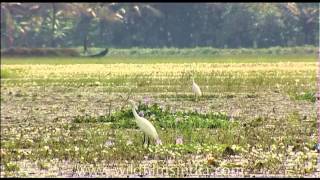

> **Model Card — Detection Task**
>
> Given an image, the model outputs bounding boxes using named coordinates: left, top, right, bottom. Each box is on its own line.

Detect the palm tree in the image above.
left=72, top=3, right=162, bottom=53
left=1, top=3, right=80, bottom=48
left=72, top=3, right=124, bottom=53
left=1, top=3, right=163, bottom=49
left=1, top=3, right=28, bottom=48
left=282, top=3, right=319, bottom=45
left=24, top=3, right=82, bottom=47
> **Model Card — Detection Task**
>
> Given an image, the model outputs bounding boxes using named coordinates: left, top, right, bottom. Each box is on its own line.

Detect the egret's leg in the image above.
left=143, top=133, right=146, bottom=145
left=144, top=136, right=149, bottom=148
left=147, top=137, right=150, bottom=148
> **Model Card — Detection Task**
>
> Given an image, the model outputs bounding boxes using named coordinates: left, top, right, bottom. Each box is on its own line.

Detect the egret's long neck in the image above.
left=132, top=107, right=140, bottom=119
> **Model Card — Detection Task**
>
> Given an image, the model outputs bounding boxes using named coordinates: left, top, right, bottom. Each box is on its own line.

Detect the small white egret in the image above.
left=128, top=100, right=161, bottom=147
left=192, top=77, right=202, bottom=101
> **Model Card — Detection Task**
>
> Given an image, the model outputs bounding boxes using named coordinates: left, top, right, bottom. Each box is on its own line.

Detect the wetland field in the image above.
left=0, top=50, right=319, bottom=177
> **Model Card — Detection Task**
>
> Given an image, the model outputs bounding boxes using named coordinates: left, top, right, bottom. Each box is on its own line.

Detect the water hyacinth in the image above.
left=171, top=107, right=177, bottom=114
left=175, top=117, right=182, bottom=123
left=126, top=140, right=133, bottom=146
left=74, top=146, right=79, bottom=152
left=94, top=81, right=101, bottom=86
left=0, top=149, right=6, bottom=156
left=143, top=96, right=151, bottom=105
left=104, top=140, right=114, bottom=147
left=195, top=107, right=201, bottom=114
left=156, top=139, right=163, bottom=145
left=43, top=146, right=50, bottom=151
left=138, top=111, right=144, bottom=117
left=176, top=136, right=183, bottom=145
left=150, top=114, right=156, bottom=120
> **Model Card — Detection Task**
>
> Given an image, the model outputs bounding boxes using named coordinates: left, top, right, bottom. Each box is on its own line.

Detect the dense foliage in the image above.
left=1, top=3, right=319, bottom=49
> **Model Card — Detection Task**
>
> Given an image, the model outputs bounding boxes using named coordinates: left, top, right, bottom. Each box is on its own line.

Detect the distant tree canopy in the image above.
left=1, top=3, right=319, bottom=49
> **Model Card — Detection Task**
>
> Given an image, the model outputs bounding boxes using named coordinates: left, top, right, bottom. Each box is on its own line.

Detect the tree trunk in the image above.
left=99, top=20, right=104, bottom=46
left=78, top=14, right=92, bottom=54
left=83, top=34, right=88, bottom=54
left=51, top=3, right=56, bottom=47
left=6, top=27, right=14, bottom=48
left=4, top=10, right=14, bottom=48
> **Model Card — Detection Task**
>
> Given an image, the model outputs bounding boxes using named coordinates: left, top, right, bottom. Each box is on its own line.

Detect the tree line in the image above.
left=1, top=3, right=319, bottom=49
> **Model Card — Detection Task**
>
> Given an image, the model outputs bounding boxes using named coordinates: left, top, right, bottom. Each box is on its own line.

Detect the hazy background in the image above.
left=1, top=3, right=319, bottom=49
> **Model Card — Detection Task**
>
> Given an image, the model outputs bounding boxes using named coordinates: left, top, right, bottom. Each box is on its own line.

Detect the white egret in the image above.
left=128, top=100, right=161, bottom=147
left=192, top=77, right=202, bottom=100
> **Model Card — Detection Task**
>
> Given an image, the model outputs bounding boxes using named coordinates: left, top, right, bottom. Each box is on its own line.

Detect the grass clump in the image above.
left=0, top=69, right=22, bottom=79
left=294, top=91, right=316, bottom=103
left=73, top=102, right=230, bottom=129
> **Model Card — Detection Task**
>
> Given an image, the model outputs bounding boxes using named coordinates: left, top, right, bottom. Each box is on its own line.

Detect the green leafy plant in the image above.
left=73, top=102, right=230, bottom=129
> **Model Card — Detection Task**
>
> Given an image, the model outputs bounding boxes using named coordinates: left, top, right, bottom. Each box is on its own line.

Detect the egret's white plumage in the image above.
left=129, top=100, right=160, bottom=144
left=192, top=77, right=202, bottom=97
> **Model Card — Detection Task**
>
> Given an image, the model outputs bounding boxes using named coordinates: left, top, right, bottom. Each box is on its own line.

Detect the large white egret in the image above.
left=128, top=100, right=161, bottom=147
left=192, top=77, right=202, bottom=100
